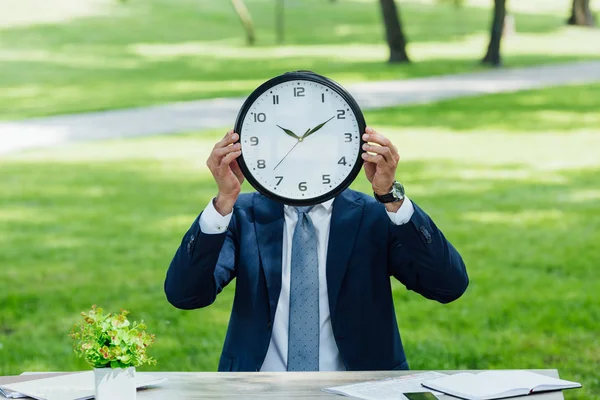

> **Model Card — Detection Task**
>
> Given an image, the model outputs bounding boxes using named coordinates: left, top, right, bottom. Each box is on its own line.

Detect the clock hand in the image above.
left=276, top=124, right=301, bottom=140
left=301, top=116, right=335, bottom=140
left=273, top=128, right=310, bottom=170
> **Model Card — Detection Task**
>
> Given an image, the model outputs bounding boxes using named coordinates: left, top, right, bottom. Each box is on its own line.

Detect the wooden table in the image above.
left=129, top=370, right=565, bottom=399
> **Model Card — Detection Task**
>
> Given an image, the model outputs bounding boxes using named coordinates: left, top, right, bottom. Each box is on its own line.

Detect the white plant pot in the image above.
left=94, top=366, right=136, bottom=400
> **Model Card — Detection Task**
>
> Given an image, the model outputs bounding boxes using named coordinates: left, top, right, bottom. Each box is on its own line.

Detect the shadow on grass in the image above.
left=367, top=82, right=600, bottom=132
left=4, top=53, right=600, bottom=120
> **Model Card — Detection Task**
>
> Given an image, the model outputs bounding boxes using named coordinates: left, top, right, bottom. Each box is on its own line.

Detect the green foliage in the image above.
left=69, top=306, right=156, bottom=369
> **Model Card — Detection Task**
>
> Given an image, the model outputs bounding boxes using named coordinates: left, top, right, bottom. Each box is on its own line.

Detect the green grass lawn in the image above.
left=1, top=82, right=599, bottom=399
left=1, top=0, right=600, bottom=119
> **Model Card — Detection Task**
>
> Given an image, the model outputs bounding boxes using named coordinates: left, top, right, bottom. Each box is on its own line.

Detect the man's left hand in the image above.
left=361, top=127, right=403, bottom=212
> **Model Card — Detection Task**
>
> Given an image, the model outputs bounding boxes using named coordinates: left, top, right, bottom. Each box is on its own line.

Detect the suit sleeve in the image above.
left=387, top=202, right=469, bottom=304
left=164, top=210, right=237, bottom=310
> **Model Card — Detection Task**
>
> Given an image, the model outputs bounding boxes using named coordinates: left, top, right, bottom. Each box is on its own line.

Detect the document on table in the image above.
left=0, top=372, right=166, bottom=400
left=323, top=371, right=446, bottom=400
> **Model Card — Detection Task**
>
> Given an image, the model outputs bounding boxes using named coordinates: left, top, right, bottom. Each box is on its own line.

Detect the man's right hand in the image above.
left=206, top=130, right=244, bottom=216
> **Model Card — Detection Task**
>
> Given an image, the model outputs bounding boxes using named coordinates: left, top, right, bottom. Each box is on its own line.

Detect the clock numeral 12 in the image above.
left=294, top=87, right=305, bottom=97
left=322, top=175, right=331, bottom=184
left=253, top=112, right=267, bottom=123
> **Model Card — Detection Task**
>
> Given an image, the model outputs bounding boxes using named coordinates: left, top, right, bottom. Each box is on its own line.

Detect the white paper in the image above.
left=323, top=371, right=446, bottom=400
left=0, top=372, right=166, bottom=400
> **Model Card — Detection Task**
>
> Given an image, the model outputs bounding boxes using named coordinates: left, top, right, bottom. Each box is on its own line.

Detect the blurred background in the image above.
left=0, top=0, right=599, bottom=399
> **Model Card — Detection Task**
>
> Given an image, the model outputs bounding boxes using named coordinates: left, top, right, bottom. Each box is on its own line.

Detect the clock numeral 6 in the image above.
left=253, top=112, right=267, bottom=123
left=257, top=159, right=266, bottom=169
left=294, top=87, right=305, bottom=97
left=322, top=175, right=331, bottom=184
left=298, top=182, right=307, bottom=191
left=337, top=109, right=346, bottom=119
left=250, top=136, right=259, bottom=146
left=275, top=176, right=283, bottom=186
left=344, top=133, right=352, bottom=142
left=338, top=156, right=347, bottom=166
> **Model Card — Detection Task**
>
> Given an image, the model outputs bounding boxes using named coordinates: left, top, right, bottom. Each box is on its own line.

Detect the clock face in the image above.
left=235, top=72, right=365, bottom=206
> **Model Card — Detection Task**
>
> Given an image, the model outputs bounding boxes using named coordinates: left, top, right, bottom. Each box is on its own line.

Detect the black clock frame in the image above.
left=234, top=71, right=367, bottom=206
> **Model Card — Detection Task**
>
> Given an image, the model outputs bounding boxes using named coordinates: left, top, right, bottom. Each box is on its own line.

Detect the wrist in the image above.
left=374, top=181, right=405, bottom=205
left=384, top=199, right=404, bottom=213
left=374, top=184, right=393, bottom=196
left=214, top=193, right=237, bottom=216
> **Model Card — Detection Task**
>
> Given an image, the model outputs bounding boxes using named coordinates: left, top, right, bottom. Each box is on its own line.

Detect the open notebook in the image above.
left=0, top=372, right=166, bottom=400
left=421, top=370, right=581, bottom=400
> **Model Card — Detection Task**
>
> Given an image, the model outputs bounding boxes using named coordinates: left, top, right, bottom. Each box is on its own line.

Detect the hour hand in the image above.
left=276, top=125, right=300, bottom=140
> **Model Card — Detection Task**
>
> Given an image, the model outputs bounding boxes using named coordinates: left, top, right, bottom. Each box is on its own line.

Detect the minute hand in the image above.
left=302, top=116, right=335, bottom=139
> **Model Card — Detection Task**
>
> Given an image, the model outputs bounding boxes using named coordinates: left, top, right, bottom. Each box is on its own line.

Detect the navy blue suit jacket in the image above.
left=165, top=189, right=468, bottom=371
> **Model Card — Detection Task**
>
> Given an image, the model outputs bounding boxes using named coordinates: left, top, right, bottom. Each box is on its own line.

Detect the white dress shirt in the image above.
left=199, top=195, right=415, bottom=371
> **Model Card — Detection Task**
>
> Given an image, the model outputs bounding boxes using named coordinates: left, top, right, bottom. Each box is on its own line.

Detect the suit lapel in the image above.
left=253, top=194, right=285, bottom=323
left=326, top=190, right=364, bottom=316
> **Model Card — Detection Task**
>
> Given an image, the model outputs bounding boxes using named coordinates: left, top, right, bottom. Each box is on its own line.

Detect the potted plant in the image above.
left=70, top=305, right=156, bottom=400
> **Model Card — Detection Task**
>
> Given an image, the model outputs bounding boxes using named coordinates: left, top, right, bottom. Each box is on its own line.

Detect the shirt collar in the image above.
left=284, top=198, right=335, bottom=213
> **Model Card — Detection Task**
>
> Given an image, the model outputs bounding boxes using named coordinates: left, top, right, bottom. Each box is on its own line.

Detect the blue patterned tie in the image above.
left=287, top=206, right=320, bottom=371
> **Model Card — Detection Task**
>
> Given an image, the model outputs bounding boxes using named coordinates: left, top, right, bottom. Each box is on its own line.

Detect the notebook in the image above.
left=421, top=370, right=581, bottom=400
left=0, top=372, right=166, bottom=400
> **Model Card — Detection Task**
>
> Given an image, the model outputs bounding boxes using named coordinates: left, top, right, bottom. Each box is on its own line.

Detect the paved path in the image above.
left=2, top=61, right=600, bottom=155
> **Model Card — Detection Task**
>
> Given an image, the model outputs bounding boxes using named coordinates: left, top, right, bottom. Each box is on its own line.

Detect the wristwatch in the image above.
left=374, top=181, right=405, bottom=203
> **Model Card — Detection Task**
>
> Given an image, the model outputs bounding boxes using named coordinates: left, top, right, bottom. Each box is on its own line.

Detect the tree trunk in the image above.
left=276, top=0, right=284, bottom=43
left=378, top=0, right=410, bottom=63
left=567, top=0, right=596, bottom=27
left=231, top=0, right=255, bottom=45
left=482, top=0, right=506, bottom=67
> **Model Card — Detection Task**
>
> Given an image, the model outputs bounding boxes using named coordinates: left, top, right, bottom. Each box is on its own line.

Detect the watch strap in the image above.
left=374, top=191, right=398, bottom=203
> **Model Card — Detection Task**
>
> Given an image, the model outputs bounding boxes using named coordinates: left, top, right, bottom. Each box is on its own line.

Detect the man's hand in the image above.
left=361, top=127, right=403, bottom=212
left=206, top=130, right=244, bottom=216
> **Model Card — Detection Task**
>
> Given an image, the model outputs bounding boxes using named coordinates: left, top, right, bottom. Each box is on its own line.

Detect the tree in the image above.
left=482, top=0, right=506, bottom=67
left=231, top=0, right=256, bottom=45
left=378, top=0, right=410, bottom=63
left=276, top=0, right=284, bottom=43
left=567, top=0, right=596, bottom=27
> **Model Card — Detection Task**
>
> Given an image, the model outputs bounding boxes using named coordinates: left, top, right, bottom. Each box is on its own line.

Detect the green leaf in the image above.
left=70, top=306, right=156, bottom=369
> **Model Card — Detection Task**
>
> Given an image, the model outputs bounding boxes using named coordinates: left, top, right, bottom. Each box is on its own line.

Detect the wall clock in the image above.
left=234, top=71, right=366, bottom=206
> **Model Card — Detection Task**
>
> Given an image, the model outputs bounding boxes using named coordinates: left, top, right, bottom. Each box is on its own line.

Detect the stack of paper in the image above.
left=0, top=372, right=166, bottom=400
left=323, top=371, right=446, bottom=400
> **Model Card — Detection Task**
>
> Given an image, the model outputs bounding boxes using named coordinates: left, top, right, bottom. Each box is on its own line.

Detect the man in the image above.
left=165, top=127, right=468, bottom=372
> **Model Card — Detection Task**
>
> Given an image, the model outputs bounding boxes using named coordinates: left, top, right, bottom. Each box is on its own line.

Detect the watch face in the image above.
left=235, top=72, right=366, bottom=206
